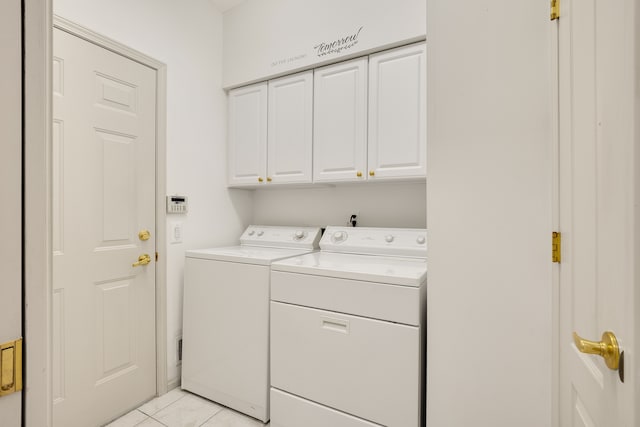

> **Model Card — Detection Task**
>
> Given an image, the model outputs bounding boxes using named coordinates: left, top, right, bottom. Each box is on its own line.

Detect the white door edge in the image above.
left=550, top=16, right=561, bottom=427
left=24, top=12, right=169, bottom=427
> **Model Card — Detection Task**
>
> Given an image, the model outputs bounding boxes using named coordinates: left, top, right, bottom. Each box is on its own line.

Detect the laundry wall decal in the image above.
left=314, top=26, right=364, bottom=57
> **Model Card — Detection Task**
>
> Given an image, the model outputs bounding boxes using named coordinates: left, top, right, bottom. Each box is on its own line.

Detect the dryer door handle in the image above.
left=321, top=317, right=350, bottom=334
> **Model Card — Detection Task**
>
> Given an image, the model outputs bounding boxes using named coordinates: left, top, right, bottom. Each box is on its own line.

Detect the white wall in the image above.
left=426, top=1, right=553, bottom=426
left=225, top=0, right=427, bottom=230
left=53, top=0, right=254, bottom=386
left=253, top=182, right=426, bottom=228
left=222, top=0, right=426, bottom=88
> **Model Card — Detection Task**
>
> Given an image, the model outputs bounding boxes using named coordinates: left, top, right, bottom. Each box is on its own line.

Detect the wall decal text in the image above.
left=314, top=26, right=363, bottom=57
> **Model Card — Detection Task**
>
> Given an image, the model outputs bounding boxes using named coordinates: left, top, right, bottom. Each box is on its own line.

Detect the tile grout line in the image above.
left=196, top=405, right=225, bottom=426
left=146, top=416, right=169, bottom=427
left=130, top=410, right=166, bottom=427
left=140, top=393, right=188, bottom=418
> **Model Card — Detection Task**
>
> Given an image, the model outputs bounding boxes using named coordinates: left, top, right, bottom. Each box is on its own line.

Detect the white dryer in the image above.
left=181, top=225, right=322, bottom=422
left=269, top=226, right=427, bottom=427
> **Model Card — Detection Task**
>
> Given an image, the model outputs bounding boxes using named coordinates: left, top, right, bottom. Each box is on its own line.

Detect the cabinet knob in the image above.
left=258, top=177, right=264, bottom=183
left=369, top=170, right=375, bottom=177
left=356, top=171, right=362, bottom=177
left=267, top=177, right=272, bottom=182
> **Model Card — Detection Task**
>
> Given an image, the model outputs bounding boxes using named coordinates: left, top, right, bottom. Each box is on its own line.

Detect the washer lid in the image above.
left=271, top=251, right=427, bottom=287
left=185, top=246, right=317, bottom=265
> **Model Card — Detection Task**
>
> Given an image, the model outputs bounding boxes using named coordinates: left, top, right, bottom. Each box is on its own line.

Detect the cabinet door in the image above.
left=228, top=83, right=268, bottom=186
left=313, top=58, right=368, bottom=183
left=368, top=43, right=426, bottom=179
left=268, top=71, right=313, bottom=184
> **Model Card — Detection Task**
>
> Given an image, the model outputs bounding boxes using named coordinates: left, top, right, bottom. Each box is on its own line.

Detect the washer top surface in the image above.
left=271, top=226, right=427, bottom=286
left=186, top=245, right=319, bottom=265
left=185, top=225, right=322, bottom=265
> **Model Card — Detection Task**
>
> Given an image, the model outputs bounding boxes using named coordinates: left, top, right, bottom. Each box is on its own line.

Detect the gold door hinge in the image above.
left=550, top=0, right=560, bottom=20
left=0, top=338, right=22, bottom=397
left=552, top=232, right=562, bottom=263
left=155, top=251, right=159, bottom=262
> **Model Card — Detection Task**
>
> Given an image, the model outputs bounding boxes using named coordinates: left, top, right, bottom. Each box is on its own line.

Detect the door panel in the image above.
left=271, top=302, right=420, bottom=427
left=368, top=43, right=426, bottom=179
left=313, top=58, right=368, bottom=182
left=558, top=0, right=636, bottom=425
left=267, top=71, right=313, bottom=184
left=53, top=28, right=157, bottom=427
left=227, top=83, right=268, bottom=186
left=271, top=389, right=382, bottom=427
left=0, top=0, right=22, bottom=425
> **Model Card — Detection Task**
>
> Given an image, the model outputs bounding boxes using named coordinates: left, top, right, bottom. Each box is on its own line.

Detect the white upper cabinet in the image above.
left=313, top=58, right=368, bottom=183
left=267, top=71, right=313, bottom=184
left=368, top=43, right=426, bottom=179
left=227, top=83, right=268, bottom=186
left=227, top=42, right=426, bottom=188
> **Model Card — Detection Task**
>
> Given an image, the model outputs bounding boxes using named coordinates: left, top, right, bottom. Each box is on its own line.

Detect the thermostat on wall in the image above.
left=166, top=195, right=188, bottom=214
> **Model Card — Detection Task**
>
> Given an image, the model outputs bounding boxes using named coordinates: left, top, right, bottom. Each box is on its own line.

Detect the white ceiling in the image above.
left=209, top=0, right=246, bottom=13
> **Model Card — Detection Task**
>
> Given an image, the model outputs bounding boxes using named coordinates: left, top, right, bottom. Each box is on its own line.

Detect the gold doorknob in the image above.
left=573, top=331, right=620, bottom=370
left=132, top=254, right=151, bottom=267
left=267, top=177, right=272, bottom=182
left=356, top=171, right=362, bottom=177
left=258, top=177, right=264, bottom=183
left=369, top=170, right=375, bottom=177
left=138, top=229, right=151, bottom=241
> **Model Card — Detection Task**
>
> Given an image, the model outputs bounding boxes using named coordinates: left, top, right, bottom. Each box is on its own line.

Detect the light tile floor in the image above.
left=105, top=388, right=270, bottom=427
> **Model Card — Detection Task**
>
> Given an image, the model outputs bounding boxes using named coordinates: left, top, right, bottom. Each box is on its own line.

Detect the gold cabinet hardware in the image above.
left=552, top=232, right=561, bottom=263
left=0, top=338, right=22, bottom=397
left=550, top=0, right=560, bottom=20
left=369, top=170, right=375, bottom=177
left=258, top=177, right=264, bottom=183
left=267, top=177, right=272, bottom=182
left=138, top=229, right=151, bottom=241
left=356, top=171, right=362, bottom=177
left=573, top=331, right=620, bottom=370
left=132, top=254, right=151, bottom=267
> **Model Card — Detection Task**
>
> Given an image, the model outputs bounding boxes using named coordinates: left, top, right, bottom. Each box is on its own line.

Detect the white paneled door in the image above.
left=0, top=0, right=22, bottom=425
left=558, top=0, right=636, bottom=425
left=53, top=28, right=157, bottom=427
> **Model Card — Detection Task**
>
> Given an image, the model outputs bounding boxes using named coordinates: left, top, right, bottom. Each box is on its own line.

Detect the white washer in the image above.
left=181, top=225, right=322, bottom=422
left=269, top=226, right=427, bottom=427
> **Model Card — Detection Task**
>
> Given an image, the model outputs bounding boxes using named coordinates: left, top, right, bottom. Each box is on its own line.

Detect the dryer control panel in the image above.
left=320, top=226, right=427, bottom=258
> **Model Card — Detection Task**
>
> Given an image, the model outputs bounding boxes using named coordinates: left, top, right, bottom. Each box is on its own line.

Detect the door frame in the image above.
left=24, top=11, right=169, bottom=426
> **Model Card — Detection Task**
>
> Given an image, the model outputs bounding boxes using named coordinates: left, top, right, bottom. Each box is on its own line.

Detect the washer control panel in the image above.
left=320, top=226, right=427, bottom=258
left=240, top=225, right=322, bottom=249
